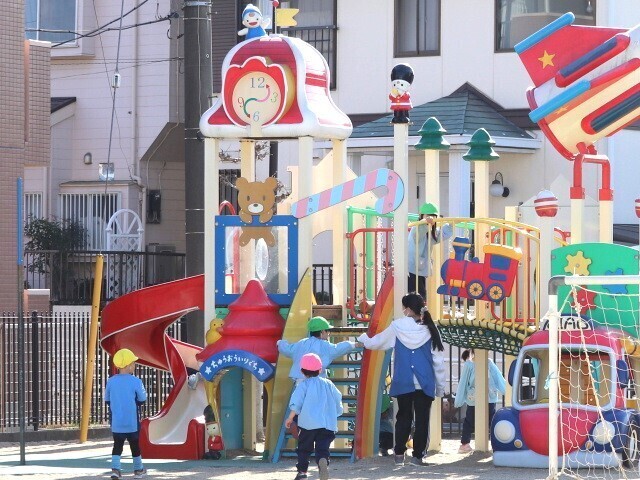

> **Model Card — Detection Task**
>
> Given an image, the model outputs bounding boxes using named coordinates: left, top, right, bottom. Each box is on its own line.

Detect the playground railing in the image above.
left=280, top=25, right=337, bottom=89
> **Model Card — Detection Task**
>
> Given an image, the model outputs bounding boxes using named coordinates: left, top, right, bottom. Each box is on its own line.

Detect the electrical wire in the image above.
left=102, top=0, right=127, bottom=245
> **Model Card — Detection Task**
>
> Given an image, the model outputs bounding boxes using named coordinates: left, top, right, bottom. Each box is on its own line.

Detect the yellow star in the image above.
left=538, top=50, right=556, bottom=68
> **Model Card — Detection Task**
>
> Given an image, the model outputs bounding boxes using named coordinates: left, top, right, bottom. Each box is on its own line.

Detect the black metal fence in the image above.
left=0, top=311, right=183, bottom=432
left=23, top=250, right=186, bottom=307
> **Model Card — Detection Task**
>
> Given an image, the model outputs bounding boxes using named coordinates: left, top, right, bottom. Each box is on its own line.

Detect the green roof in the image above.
left=350, top=83, right=534, bottom=140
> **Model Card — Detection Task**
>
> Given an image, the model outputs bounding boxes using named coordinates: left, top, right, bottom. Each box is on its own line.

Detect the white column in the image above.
left=539, top=216, right=554, bottom=314
left=332, top=139, right=347, bottom=322
left=393, top=124, right=409, bottom=318
left=570, top=198, right=583, bottom=244
left=448, top=150, right=471, bottom=218
left=425, top=149, right=443, bottom=451
left=599, top=199, right=613, bottom=243
left=298, top=137, right=314, bottom=279
left=548, top=299, right=560, bottom=479
left=204, top=137, right=219, bottom=323
left=473, top=160, right=490, bottom=452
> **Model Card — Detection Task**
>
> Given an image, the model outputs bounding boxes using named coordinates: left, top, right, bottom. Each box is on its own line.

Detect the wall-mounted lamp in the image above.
left=490, top=172, right=510, bottom=198
left=83, top=152, right=92, bottom=165
left=586, top=0, right=593, bottom=14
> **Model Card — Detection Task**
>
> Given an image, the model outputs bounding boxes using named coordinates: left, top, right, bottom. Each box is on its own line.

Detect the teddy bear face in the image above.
left=236, top=177, right=278, bottom=224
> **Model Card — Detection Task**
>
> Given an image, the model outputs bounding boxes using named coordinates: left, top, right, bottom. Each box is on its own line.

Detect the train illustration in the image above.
left=437, top=237, right=522, bottom=303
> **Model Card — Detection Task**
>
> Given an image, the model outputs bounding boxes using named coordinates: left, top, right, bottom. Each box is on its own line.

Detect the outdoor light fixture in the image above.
left=83, top=152, right=92, bottom=165
left=490, top=172, right=510, bottom=198
left=586, top=0, right=593, bottom=14
left=98, top=162, right=115, bottom=181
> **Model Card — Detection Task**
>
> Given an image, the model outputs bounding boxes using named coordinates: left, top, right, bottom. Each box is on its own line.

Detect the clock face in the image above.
left=231, top=72, right=283, bottom=126
left=223, top=57, right=294, bottom=128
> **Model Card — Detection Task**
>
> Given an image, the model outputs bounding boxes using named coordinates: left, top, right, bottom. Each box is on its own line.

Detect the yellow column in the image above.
left=298, top=137, right=314, bottom=280
left=332, top=139, right=347, bottom=322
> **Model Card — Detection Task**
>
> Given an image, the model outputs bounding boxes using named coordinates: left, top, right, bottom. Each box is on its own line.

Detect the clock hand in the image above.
left=242, top=85, right=272, bottom=118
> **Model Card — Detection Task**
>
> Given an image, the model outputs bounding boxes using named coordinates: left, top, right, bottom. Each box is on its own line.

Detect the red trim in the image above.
left=581, top=81, right=640, bottom=134
left=555, top=34, right=630, bottom=88
left=527, top=88, right=575, bottom=160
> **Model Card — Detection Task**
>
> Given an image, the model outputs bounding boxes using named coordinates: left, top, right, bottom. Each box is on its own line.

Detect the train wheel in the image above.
left=467, top=281, right=484, bottom=299
left=488, top=283, right=505, bottom=302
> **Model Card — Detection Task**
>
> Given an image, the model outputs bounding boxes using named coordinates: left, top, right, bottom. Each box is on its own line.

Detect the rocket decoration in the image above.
left=515, top=12, right=640, bottom=160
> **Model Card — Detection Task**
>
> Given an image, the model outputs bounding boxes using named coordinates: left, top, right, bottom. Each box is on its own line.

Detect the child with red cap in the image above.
left=285, top=353, right=343, bottom=480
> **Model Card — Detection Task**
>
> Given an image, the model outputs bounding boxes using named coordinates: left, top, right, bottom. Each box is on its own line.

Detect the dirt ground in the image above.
left=0, top=438, right=565, bottom=480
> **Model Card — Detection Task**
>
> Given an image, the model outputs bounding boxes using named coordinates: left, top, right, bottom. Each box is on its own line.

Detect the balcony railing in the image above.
left=280, top=25, right=337, bottom=89
left=23, top=250, right=186, bottom=307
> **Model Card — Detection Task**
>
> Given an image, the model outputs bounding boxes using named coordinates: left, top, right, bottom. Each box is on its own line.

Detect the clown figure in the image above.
left=238, top=4, right=271, bottom=40
left=203, top=405, right=224, bottom=460
left=389, top=63, right=414, bottom=124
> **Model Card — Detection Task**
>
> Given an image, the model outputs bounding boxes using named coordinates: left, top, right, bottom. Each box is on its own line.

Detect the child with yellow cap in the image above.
left=105, top=348, right=147, bottom=479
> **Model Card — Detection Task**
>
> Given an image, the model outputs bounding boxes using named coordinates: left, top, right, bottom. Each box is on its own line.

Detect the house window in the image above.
left=24, top=192, right=43, bottom=224
left=25, top=0, right=77, bottom=44
left=496, top=0, right=596, bottom=51
left=394, top=0, right=441, bottom=57
left=59, top=192, right=120, bottom=250
left=278, top=0, right=337, bottom=88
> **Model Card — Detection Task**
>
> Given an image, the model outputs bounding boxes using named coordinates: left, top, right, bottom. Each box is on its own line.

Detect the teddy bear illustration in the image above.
left=236, top=176, right=278, bottom=246
left=203, top=405, right=224, bottom=460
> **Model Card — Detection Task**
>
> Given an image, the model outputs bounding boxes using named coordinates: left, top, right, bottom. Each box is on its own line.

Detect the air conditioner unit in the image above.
left=146, top=243, right=178, bottom=285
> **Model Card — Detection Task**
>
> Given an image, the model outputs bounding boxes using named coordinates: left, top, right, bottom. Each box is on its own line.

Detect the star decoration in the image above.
left=603, top=268, right=628, bottom=294
left=564, top=251, right=592, bottom=276
left=538, top=50, right=555, bottom=68
left=258, top=368, right=265, bottom=376
left=205, top=366, right=212, bottom=374
left=571, top=287, right=597, bottom=312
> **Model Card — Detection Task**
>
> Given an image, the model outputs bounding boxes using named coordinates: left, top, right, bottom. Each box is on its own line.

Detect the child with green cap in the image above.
left=105, top=348, right=147, bottom=479
left=277, top=316, right=359, bottom=383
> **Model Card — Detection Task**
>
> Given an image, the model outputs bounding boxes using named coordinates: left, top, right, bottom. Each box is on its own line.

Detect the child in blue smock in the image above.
left=285, top=353, right=343, bottom=480
left=277, top=316, right=358, bottom=383
left=105, top=348, right=147, bottom=479
left=454, top=348, right=506, bottom=453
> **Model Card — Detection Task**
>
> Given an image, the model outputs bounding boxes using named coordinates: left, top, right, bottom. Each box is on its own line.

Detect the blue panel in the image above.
left=220, top=368, right=243, bottom=449
left=514, top=12, right=574, bottom=54
left=215, top=215, right=299, bottom=306
left=199, top=349, right=274, bottom=382
left=529, top=80, right=590, bottom=122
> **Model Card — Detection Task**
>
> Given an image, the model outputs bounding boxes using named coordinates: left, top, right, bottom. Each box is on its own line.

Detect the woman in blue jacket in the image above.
left=454, top=348, right=506, bottom=453
left=358, top=293, right=446, bottom=467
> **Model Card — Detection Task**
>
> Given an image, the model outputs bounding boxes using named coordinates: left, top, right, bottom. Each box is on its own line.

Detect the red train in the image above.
left=437, top=237, right=522, bottom=303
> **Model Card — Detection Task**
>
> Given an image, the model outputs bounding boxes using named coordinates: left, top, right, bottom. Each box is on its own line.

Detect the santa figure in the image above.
left=389, top=63, right=414, bottom=124
left=203, top=405, right=224, bottom=460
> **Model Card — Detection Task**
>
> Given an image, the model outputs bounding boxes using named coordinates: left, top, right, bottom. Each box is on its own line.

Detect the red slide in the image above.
left=101, top=275, right=207, bottom=460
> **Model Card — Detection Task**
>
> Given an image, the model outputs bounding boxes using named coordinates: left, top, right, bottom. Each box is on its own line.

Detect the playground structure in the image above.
left=95, top=7, right=640, bottom=477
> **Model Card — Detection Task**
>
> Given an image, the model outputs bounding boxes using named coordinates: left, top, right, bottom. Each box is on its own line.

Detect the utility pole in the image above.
left=183, top=0, right=212, bottom=345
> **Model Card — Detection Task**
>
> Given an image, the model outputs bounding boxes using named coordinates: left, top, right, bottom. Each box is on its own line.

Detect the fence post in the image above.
left=31, top=311, right=39, bottom=431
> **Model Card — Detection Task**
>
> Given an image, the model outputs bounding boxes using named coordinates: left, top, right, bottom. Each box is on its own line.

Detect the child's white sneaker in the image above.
left=109, top=469, right=122, bottom=479
left=318, top=458, right=329, bottom=480
left=133, top=468, right=146, bottom=478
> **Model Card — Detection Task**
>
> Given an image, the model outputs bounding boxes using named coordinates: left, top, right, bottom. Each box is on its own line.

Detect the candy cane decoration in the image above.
left=291, top=168, right=404, bottom=218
